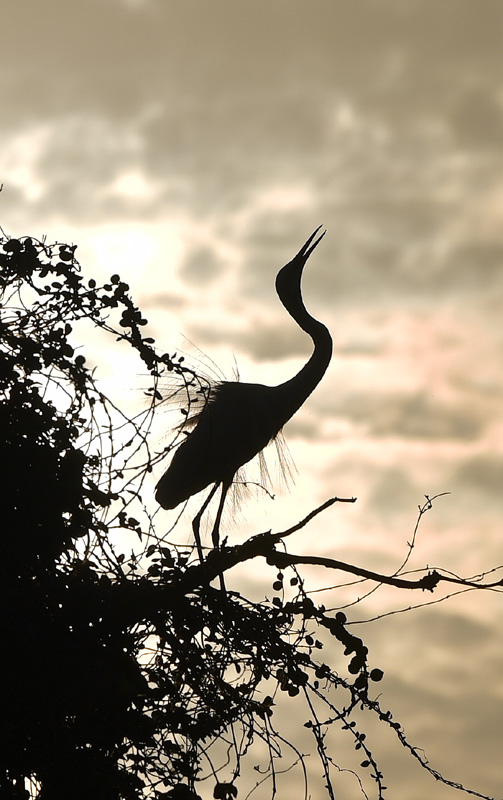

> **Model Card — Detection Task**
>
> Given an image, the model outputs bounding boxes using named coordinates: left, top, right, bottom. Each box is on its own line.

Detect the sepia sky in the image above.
left=1, top=1, right=503, bottom=798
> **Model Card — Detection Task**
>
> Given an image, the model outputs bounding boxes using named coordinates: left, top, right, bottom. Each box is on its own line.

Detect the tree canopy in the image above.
left=0, top=232, right=500, bottom=800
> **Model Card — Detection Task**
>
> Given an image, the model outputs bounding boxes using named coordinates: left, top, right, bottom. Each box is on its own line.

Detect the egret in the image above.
left=155, top=227, right=332, bottom=563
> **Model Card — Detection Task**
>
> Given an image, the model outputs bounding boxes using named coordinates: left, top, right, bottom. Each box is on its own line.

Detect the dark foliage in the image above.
left=0, top=233, right=497, bottom=800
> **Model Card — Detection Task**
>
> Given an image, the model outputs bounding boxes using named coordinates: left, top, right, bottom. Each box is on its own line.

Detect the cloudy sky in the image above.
left=2, top=1, right=503, bottom=798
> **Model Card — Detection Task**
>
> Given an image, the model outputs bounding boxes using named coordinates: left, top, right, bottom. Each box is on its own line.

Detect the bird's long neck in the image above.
left=273, top=269, right=333, bottom=425
left=275, top=320, right=332, bottom=425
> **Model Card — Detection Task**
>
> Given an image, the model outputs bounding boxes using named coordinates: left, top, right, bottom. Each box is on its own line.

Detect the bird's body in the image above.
left=155, top=227, right=332, bottom=559
left=156, top=381, right=282, bottom=509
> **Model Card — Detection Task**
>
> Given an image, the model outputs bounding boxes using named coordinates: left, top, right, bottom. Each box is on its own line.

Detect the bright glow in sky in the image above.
left=1, top=1, right=503, bottom=797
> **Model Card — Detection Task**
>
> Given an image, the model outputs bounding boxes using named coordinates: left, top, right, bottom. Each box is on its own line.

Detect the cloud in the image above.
left=376, top=392, right=485, bottom=441
left=178, top=243, right=226, bottom=286
left=0, top=115, right=151, bottom=223
left=2, top=0, right=503, bottom=328
left=449, top=84, right=503, bottom=150
left=184, top=316, right=307, bottom=362
left=450, top=454, right=503, bottom=503
left=330, top=389, right=486, bottom=442
left=442, top=239, right=503, bottom=294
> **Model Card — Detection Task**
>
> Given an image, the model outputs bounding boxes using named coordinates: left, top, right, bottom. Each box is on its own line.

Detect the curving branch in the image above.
left=171, top=495, right=503, bottom=596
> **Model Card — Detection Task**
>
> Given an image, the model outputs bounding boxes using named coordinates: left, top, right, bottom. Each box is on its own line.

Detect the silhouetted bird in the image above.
left=155, top=227, right=332, bottom=561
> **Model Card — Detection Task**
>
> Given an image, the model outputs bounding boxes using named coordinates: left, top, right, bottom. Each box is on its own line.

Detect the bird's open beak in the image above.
left=295, top=225, right=326, bottom=264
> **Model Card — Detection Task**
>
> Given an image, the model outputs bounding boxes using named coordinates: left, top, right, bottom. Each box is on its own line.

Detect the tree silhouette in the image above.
left=0, top=231, right=500, bottom=800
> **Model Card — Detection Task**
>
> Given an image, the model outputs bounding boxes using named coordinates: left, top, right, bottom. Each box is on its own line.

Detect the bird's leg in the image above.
left=211, top=481, right=231, bottom=551
left=192, top=482, right=220, bottom=563
left=211, top=481, right=231, bottom=593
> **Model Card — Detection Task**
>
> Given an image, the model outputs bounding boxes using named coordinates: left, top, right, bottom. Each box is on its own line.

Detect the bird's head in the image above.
left=275, top=226, right=326, bottom=311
